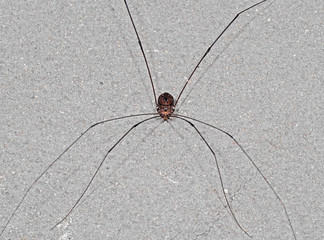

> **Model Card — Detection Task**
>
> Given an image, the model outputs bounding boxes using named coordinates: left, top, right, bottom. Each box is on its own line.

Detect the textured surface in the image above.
left=0, top=0, right=322, bottom=239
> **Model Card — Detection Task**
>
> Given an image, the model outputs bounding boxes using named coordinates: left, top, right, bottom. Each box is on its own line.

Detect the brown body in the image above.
left=157, top=92, right=175, bottom=120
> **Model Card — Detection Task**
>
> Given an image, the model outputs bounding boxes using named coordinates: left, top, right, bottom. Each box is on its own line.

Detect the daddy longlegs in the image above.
left=1, top=0, right=297, bottom=238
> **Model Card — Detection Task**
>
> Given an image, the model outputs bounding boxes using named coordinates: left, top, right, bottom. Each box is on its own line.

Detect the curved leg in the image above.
left=174, top=115, right=252, bottom=238
left=51, top=115, right=159, bottom=229
left=0, top=113, right=158, bottom=236
left=174, top=114, right=297, bottom=239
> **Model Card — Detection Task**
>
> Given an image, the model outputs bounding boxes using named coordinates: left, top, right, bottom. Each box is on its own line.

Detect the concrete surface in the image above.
left=0, top=0, right=322, bottom=239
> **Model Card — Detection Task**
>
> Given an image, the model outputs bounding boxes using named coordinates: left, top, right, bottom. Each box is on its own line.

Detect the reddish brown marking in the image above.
left=157, top=92, right=175, bottom=120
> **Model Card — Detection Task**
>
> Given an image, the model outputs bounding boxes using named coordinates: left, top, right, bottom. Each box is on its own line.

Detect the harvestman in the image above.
left=1, top=0, right=297, bottom=238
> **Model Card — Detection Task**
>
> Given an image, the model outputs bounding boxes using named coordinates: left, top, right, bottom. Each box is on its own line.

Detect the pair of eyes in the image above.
left=159, top=97, right=174, bottom=105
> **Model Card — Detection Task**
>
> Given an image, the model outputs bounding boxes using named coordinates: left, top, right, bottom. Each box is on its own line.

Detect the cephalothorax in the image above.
left=157, top=92, right=175, bottom=120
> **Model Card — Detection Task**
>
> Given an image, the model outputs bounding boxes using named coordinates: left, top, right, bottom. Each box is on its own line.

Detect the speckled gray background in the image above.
left=0, top=0, right=322, bottom=239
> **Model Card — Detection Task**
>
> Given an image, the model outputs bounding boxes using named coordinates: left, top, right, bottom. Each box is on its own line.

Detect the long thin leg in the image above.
left=0, top=112, right=158, bottom=236
left=173, top=116, right=252, bottom=238
left=124, top=0, right=157, bottom=106
left=174, top=114, right=297, bottom=240
left=174, top=0, right=269, bottom=107
left=51, top=115, right=160, bottom=229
